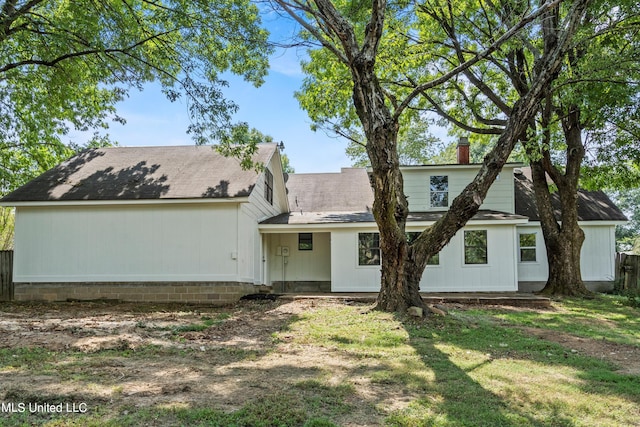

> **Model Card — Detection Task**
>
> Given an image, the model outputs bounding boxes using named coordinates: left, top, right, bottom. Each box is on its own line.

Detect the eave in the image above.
left=0, top=197, right=248, bottom=207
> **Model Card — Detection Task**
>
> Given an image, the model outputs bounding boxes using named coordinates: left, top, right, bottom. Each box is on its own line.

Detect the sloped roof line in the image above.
left=513, top=171, right=627, bottom=222
left=1, top=144, right=277, bottom=202
left=260, top=209, right=528, bottom=225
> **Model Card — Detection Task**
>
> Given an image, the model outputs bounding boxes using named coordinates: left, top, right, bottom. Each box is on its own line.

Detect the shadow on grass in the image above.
left=0, top=369, right=356, bottom=427
left=391, top=309, right=640, bottom=427
left=469, top=295, right=640, bottom=346
left=2, top=299, right=637, bottom=426
left=378, top=321, right=553, bottom=426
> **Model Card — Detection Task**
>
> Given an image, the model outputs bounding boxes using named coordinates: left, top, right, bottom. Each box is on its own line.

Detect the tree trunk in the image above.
left=533, top=159, right=588, bottom=295
left=292, top=0, right=590, bottom=312
left=540, top=223, right=586, bottom=295
left=534, top=107, right=592, bottom=296
left=348, top=45, right=423, bottom=312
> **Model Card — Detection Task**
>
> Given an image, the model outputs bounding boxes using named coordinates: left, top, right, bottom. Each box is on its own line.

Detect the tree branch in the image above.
left=271, top=0, right=349, bottom=64
left=394, top=0, right=563, bottom=121
left=0, top=29, right=177, bottom=74
left=424, top=95, right=504, bottom=135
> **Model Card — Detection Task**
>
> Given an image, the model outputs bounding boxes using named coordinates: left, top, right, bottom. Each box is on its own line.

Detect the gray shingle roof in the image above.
left=261, top=210, right=528, bottom=225
left=285, top=168, right=374, bottom=213
left=514, top=171, right=627, bottom=221
left=1, top=145, right=277, bottom=202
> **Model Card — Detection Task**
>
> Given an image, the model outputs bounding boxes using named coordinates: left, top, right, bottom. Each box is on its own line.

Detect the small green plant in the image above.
left=173, top=313, right=230, bottom=333
left=621, top=288, right=640, bottom=308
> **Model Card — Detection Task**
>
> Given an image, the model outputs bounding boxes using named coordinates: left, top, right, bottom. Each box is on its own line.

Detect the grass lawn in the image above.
left=0, top=295, right=638, bottom=426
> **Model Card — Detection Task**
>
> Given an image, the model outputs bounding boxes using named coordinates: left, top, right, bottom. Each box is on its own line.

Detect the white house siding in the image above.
left=13, top=203, right=242, bottom=283
left=514, top=225, right=546, bottom=282
left=237, top=208, right=259, bottom=284
left=241, top=152, right=290, bottom=285
left=330, top=224, right=519, bottom=292
left=245, top=152, right=289, bottom=221
left=331, top=229, right=381, bottom=292
left=581, top=225, right=617, bottom=281
left=267, top=232, right=331, bottom=285
left=418, top=225, right=518, bottom=292
left=402, top=166, right=516, bottom=213
left=516, top=223, right=617, bottom=290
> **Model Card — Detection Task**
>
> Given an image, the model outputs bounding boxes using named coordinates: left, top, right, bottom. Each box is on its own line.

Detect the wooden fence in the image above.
left=615, top=253, right=639, bottom=292
left=0, top=250, right=13, bottom=301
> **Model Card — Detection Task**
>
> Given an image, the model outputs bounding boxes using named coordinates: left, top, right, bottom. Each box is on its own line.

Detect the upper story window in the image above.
left=519, top=233, right=537, bottom=262
left=464, top=230, right=487, bottom=265
left=358, top=233, right=380, bottom=266
left=430, top=175, right=449, bottom=208
left=264, top=169, right=273, bottom=205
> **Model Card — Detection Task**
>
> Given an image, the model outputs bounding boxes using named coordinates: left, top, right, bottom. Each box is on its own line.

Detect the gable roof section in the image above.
left=2, top=145, right=277, bottom=202
left=285, top=168, right=374, bottom=213
left=514, top=171, right=626, bottom=221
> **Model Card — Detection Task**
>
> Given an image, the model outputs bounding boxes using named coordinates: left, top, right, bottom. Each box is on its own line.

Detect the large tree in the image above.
left=273, top=0, right=590, bottom=311
left=418, top=0, right=639, bottom=295
left=0, top=0, right=271, bottom=193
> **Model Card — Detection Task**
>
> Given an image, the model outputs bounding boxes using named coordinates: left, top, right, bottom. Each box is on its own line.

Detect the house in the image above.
left=0, top=144, right=288, bottom=303
left=0, top=142, right=626, bottom=303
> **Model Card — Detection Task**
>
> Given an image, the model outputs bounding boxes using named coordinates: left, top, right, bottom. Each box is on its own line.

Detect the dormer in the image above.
left=401, top=138, right=521, bottom=214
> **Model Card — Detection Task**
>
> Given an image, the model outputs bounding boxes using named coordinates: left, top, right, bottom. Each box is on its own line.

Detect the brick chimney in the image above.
left=457, top=137, right=470, bottom=164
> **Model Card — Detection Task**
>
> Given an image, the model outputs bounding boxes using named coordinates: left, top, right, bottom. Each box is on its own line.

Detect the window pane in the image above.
left=519, top=233, right=536, bottom=262
left=430, top=176, right=449, bottom=208
left=359, top=233, right=380, bottom=265
left=465, top=230, right=487, bottom=247
left=264, top=169, right=273, bottom=204
left=427, top=253, right=439, bottom=265
left=519, top=233, right=536, bottom=247
left=520, top=248, right=536, bottom=262
left=406, top=232, right=420, bottom=244
left=298, top=233, right=313, bottom=251
left=464, top=230, right=487, bottom=264
left=465, top=247, right=487, bottom=264
left=430, top=192, right=448, bottom=207
left=430, top=176, right=448, bottom=192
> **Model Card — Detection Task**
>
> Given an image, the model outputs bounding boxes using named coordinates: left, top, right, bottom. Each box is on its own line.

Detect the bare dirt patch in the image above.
left=0, top=300, right=385, bottom=425
left=521, top=327, right=640, bottom=375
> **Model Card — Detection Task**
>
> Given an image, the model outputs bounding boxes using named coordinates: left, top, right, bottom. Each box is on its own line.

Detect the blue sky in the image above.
left=91, top=11, right=452, bottom=174
left=102, top=46, right=353, bottom=173
left=93, top=8, right=353, bottom=174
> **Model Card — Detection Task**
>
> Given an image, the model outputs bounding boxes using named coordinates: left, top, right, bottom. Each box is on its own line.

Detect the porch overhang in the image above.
left=259, top=210, right=529, bottom=232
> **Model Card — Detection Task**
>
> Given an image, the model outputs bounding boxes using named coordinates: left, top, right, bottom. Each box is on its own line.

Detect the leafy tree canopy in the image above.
left=0, top=0, right=271, bottom=192
left=609, top=188, right=640, bottom=253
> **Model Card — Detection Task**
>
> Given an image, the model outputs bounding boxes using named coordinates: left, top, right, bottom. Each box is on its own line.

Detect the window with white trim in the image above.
left=430, top=175, right=449, bottom=208
left=358, top=233, right=380, bottom=266
left=264, top=169, right=273, bottom=205
left=519, top=233, right=537, bottom=262
left=464, top=230, right=487, bottom=264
